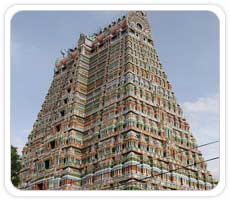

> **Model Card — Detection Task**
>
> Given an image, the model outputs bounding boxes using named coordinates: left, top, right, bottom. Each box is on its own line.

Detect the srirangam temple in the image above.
left=19, top=11, right=215, bottom=190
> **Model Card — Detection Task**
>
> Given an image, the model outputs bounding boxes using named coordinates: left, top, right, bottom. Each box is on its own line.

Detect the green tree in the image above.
left=11, top=145, right=21, bottom=187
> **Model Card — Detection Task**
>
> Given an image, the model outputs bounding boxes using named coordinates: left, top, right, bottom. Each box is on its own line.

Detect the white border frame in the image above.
left=5, top=4, right=226, bottom=197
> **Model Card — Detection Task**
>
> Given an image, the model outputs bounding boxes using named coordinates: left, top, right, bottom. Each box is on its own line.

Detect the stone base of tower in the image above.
left=20, top=175, right=215, bottom=190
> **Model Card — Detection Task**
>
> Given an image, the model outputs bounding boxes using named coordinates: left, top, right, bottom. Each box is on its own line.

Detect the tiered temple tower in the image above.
left=19, top=11, right=215, bottom=190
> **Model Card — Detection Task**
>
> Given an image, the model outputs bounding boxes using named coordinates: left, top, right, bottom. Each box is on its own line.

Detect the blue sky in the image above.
left=11, top=11, right=220, bottom=179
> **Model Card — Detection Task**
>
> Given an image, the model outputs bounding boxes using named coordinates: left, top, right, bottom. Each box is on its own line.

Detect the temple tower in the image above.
left=19, top=11, right=215, bottom=190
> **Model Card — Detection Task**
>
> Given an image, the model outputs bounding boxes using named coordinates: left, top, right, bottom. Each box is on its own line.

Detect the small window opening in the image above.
left=56, top=124, right=61, bottom=132
left=60, top=110, right=65, bottom=117
left=137, top=23, right=142, bottom=30
left=50, top=140, right=55, bottom=149
left=37, top=183, right=44, bottom=190
left=62, top=66, right=66, bottom=71
left=44, top=160, right=50, bottom=169
left=64, top=98, right=68, bottom=104
left=148, top=39, right=152, bottom=44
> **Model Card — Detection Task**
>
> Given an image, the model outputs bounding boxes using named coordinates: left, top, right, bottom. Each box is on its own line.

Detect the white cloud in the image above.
left=182, top=94, right=220, bottom=180
left=183, top=94, right=219, bottom=114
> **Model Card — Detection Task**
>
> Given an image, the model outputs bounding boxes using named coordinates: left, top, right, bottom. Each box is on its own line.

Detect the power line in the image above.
left=113, top=156, right=219, bottom=189
left=146, top=156, right=219, bottom=179
left=197, top=140, right=219, bottom=148
left=149, top=140, right=220, bottom=179
left=111, top=139, right=219, bottom=189
left=173, top=140, right=219, bottom=156
left=93, top=140, right=220, bottom=189
left=159, top=140, right=220, bottom=174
